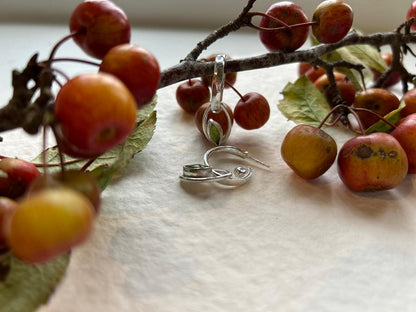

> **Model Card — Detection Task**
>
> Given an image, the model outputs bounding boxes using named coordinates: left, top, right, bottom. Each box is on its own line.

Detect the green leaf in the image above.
left=208, top=120, right=222, bottom=145
left=322, top=44, right=385, bottom=91
left=0, top=251, right=70, bottom=312
left=310, top=31, right=387, bottom=91
left=365, top=101, right=405, bottom=134
left=278, top=76, right=332, bottom=127
left=94, top=109, right=157, bottom=182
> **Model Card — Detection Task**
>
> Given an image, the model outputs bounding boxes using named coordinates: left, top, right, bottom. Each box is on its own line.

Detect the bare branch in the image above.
left=160, top=30, right=416, bottom=88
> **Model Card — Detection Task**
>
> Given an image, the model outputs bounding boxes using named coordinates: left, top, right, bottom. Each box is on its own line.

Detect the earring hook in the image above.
left=201, top=54, right=233, bottom=145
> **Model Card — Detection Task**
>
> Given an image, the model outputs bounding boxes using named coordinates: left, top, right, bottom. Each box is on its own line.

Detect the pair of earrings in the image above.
left=179, top=55, right=269, bottom=186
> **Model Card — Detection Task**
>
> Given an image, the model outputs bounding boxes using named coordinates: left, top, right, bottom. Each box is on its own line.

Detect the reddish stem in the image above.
left=317, top=104, right=346, bottom=129
left=47, top=30, right=85, bottom=65
left=247, top=12, right=317, bottom=32
left=225, top=80, right=245, bottom=101
left=347, top=108, right=367, bottom=136
left=352, top=107, right=398, bottom=130
left=48, top=57, right=101, bottom=67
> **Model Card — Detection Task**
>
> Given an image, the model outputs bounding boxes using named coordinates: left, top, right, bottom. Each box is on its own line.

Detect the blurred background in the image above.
left=0, top=0, right=411, bottom=34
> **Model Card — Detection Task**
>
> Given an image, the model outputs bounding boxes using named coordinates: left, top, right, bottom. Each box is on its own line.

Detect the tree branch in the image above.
left=160, top=30, right=416, bottom=88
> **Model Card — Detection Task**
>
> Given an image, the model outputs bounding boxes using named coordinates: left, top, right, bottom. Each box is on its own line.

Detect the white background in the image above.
left=0, top=0, right=411, bottom=34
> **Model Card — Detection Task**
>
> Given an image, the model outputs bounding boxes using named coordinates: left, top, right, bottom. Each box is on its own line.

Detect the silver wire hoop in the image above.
left=201, top=54, right=233, bottom=146
left=179, top=164, right=232, bottom=183
left=179, top=146, right=269, bottom=186
left=204, top=146, right=269, bottom=186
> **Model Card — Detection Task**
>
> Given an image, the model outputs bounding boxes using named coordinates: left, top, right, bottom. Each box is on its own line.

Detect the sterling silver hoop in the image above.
left=179, top=146, right=269, bottom=186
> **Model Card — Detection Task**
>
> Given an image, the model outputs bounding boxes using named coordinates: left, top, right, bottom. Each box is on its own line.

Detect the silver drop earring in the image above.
left=179, top=55, right=269, bottom=186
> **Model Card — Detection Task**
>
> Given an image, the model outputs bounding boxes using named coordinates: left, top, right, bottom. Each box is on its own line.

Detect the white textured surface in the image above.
left=1, top=24, right=416, bottom=312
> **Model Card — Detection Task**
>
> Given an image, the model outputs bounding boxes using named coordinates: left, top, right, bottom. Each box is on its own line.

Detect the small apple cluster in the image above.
left=298, top=50, right=401, bottom=110
left=175, top=53, right=271, bottom=138
left=0, top=0, right=161, bottom=263
left=254, top=0, right=354, bottom=52
left=276, top=0, right=416, bottom=192
left=280, top=96, right=416, bottom=192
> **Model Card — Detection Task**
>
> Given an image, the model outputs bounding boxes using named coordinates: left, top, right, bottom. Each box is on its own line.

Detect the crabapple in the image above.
left=298, top=62, right=312, bottom=76
left=298, top=62, right=326, bottom=82
left=372, top=53, right=401, bottom=87
left=353, top=88, right=400, bottom=129
left=233, top=92, right=270, bottom=130
left=69, top=0, right=131, bottom=59
left=99, top=43, right=161, bottom=108
left=281, top=124, right=337, bottom=180
left=314, top=72, right=356, bottom=105
left=8, top=187, right=95, bottom=263
left=406, top=0, right=416, bottom=32
left=176, top=79, right=210, bottom=114
left=298, top=62, right=313, bottom=76
left=337, top=132, right=408, bottom=192
left=194, top=102, right=234, bottom=136
left=304, top=66, right=326, bottom=83
left=312, top=0, right=353, bottom=44
left=390, top=113, right=416, bottom=173
left=400, top=88, right=416, bottom=117
left=0, top=158, right=41, bottom=199
left=29, top=170, right=101, bottom=214
left=54, top=72, right=137, bottom=158
left=0, top=197, right=18, bottom=249
left=258, top=1, right=310, bottom=52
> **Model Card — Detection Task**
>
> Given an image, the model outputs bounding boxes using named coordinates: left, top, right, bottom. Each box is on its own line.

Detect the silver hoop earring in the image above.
left=179, top=145, right=269, bottom=186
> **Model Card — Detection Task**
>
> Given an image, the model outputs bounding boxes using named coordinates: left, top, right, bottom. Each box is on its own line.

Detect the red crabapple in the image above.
left=400, top=88, right=416, bottom=117
left=407, top=0, right=416, bottom=31
left=312, top=0, right=353, bottom=44
left=258, top=2, right=310, bottom=52
left=353, top=88, right=400, bottom=129
left=314, top=72, right=356, bottom=105
left=337, top=133, right=408, bottom=192
left=372, top=53, right=401, bottom=87
left=0, top=158, right=41, bottom=199
left=54, top=72, right=137, bottom=158
left=176, top=79, right=211, bottom=114
left=390, top=113, right=416, bottom=173
left=100, top=43, right=161, bottom=108
left=234, top=92, right=270, bottom=130
left=69, top=0, right=131, bottom=59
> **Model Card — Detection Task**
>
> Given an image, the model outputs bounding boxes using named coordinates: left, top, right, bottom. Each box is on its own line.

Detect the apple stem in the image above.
left=32, top=158, right=81, bottom=168
left=48, top=57, right=101, bottom=68
left=318, top=104, right=347, bottom=129
left=246, top=12, right=317, bottom=32
left=41, top=124, right=50, bottom=174
left=347, top=108, right=367, bottom=136
left=81, top=158, right=97, bottom=172
left=352, top=107, right=398, bottom=130
left=225, top=80, right=245, bottom=101
left=46, top=30, right=85, bottom=65
left=50, top=124, right=69, bottom=175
